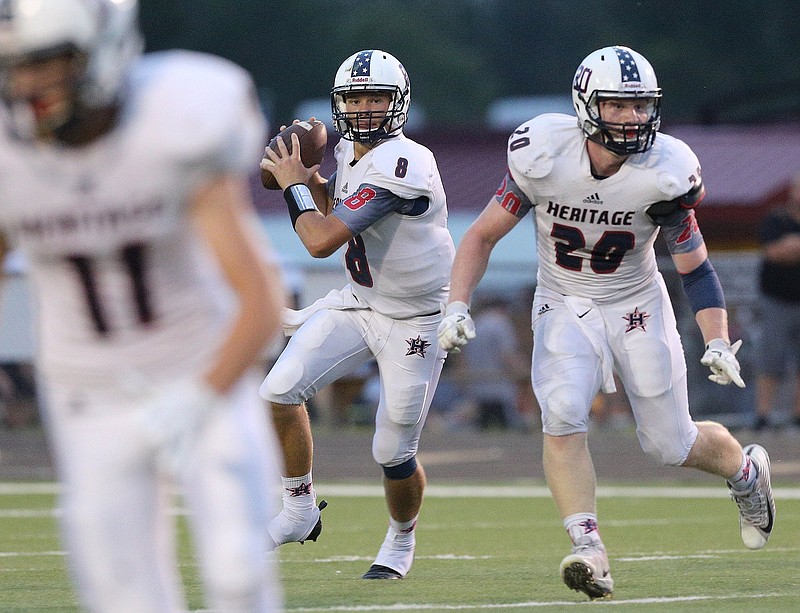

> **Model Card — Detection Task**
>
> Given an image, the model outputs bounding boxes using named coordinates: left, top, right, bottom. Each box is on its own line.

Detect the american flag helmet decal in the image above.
left=351, top=50, right=373, bottom=78
left=614, top=46, right=641, bottom=83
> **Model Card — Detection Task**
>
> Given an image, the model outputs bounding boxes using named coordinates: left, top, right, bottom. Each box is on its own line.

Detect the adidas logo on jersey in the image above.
left=582, top=193, right=603, bottom=204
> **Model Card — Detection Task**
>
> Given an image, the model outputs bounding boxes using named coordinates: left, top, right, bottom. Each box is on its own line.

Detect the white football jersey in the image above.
left=330, top=134, right=454, bottom=318
left=506, top=113, right=702, bottom=303
left=0, top=51, right=267, bottom=386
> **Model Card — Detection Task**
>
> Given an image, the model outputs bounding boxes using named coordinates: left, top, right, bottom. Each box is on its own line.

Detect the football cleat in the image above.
left=362, top=564, right=403, bottom=580
left=559, top=543, right=613, bottom=600
left=268, top=499, right=328, bottom=547
left=729, top=444, right=775, bottom=550
left=301, top=500, right=328, bottom=544
left=363, top=523, right=416, bottom=579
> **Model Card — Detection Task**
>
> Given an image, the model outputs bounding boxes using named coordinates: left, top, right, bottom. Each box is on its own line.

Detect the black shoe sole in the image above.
left=362, top=564, right=403, bottom=579
left=300, top=500, right=328, bottom=544
left=562, top=562, right=612, bottom=600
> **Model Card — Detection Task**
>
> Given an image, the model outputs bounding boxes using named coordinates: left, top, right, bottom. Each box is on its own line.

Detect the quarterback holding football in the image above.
left=260, top=49, right=455, bottom=581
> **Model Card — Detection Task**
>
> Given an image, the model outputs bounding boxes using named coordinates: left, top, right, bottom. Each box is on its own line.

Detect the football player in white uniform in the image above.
left=260, top=49, right=454, bottom=580
left=0, top=1, right=286, bottom=611
left=438, top=46, right=775, bottom=600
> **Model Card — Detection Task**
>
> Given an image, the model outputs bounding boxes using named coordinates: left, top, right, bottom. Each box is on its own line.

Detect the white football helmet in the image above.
left=331, top=49, right=410, bottom=143
left=0, top=0, right=143, bottom=139
left=572, top=45, right=661, bottom=155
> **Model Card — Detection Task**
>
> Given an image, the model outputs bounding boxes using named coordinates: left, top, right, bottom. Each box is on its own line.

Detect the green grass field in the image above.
left=0, top=483, right=798, bottom=612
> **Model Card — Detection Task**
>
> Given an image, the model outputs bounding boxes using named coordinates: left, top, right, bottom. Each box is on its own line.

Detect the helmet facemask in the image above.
left=1, top=44, right=90, bottom=139
left=331, top=85, right=407, bottom=143
left=582, top=90, right=661, bottom=155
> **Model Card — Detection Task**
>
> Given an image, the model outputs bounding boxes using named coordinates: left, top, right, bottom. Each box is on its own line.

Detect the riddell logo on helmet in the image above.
left=350, top=77, right=371, bottom=83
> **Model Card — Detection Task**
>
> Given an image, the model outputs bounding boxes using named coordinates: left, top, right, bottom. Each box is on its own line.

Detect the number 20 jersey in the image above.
left=330, top=134, right=455, bottom=319
left=0, top=51, right=266, bottom=386
left=504, top=113, right=702, bottom=303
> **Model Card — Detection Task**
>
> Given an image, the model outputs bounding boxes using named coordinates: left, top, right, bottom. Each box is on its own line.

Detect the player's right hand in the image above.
left=437, top=301, right=476, bottom=352
left=138, top=379, right=223, bottom=478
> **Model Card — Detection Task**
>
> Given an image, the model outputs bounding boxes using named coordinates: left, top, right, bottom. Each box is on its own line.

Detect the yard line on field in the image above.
left=0, top=483, right=59, bottom=495
left=281, top=592, right=781, bottom=610
left=0, top=508, right=60, bottom=518
left=0, top=551, right=64, bottom=557
left=314, top=484, right=800, bottom=500
left=283, top=554, right=495, bottom=564
left=2, top=482, right=800, bottom=499
left=616, top=554, right=721, bottom=561
left=617, top=546, right=800, bottom=561
left=0, top=507, right=185, bottom=518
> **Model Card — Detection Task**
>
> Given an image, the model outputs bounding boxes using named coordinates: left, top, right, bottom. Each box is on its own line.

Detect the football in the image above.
left=260, top=120, right=328, bottom=190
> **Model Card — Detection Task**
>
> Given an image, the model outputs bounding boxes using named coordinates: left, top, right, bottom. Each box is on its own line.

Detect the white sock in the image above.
left=281, top=473, right=316, bottom=512
left=374, top=515, right=418, bottom=575
left=728, top=453, right=757, bottom=492
left=564, top=513, right=602, bottom=547
left=267, top=473, right=319, bottom=548
left=388, top=516, right=417, bottom=540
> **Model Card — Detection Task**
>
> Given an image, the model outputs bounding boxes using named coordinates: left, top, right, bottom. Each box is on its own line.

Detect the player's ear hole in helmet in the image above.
left=0, top=0, right=143, bottom=142
left=331, top=49, right=410, bottom=144
left=571, top=45, right=661, bottom=156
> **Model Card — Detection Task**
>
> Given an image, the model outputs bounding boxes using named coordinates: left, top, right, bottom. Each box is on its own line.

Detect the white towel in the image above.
left=563, top=296, right=617, bottom=393
left=282, top=286, right=366, bottom=336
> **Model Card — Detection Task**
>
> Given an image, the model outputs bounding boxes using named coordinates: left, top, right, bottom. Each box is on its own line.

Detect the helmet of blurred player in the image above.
left=331, top=49, right=410, bottom=143
left=0, top=0, right=143, bottom=139
left=572, top=45, right=661, bottom=155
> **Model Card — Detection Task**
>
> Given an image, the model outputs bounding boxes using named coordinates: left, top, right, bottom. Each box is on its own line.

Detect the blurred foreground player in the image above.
left=438, top=45, right=775, bottom=600
left=260, top=49, right=454, bottom=579
left=0, top=1, right=286, bottom=611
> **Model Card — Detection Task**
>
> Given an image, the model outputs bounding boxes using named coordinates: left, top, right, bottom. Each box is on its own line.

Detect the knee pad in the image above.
left=540, top=384, right=590, bottom=435
left=260, top=356, right=304, bottom=400
left=382, top=456, right=417, bottom=480
left=372, top=425, right=419, bottom=467
left=637, top=428, right=691, bottom=466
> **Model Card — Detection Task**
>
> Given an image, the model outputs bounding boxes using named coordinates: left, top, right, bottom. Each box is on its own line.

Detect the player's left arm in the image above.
left=190, top=173, right=287, bottom=394
left=670, top=241, right=745, bottom=388
left=671, top=244, right=728, bottom=342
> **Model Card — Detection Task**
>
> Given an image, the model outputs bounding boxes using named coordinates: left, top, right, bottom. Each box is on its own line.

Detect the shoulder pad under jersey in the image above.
left=506, top=113, right=577, bottom=181
left=647, top=135, right=704, bottom=220
left=127, top=51, right=266, bottom=171
left=368, top=136, right=436, bottom=198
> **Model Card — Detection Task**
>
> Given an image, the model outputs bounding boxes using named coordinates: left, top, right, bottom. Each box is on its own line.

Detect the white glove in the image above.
left=138, top=379, right=223, bottom=477
left=437, top=301, right=476, bottom=352
left=700, top=338, right=745, bottom=388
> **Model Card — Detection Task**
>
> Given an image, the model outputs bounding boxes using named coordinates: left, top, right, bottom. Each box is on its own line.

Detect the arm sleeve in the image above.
left=659, top=210, right=705, bottom=255
left=331, top=183, right=409, bottom=235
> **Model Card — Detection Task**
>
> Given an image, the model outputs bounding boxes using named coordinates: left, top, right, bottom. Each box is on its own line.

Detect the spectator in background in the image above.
left=753, top=172, right=800, bottom=432
left=461, top=295, right=529, bottom=430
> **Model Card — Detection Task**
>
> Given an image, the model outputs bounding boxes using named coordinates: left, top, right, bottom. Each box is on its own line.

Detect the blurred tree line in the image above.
left=139, top=0, right=800, bottom=131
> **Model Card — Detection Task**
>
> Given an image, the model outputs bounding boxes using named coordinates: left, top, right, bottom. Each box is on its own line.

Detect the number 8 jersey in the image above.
left=501, top=113, right=703, bottom=303
left=329, top=134, right=455, bottom=319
